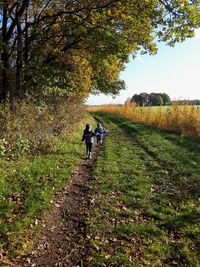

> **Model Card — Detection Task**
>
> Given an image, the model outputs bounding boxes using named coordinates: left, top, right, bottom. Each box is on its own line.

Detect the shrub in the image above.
left=0, top=97, right=86, bottom=158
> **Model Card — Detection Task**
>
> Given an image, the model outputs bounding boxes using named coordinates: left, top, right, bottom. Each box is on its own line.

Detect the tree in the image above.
left=0, top=0, right=200, bottom=102
left=131, top=92, right=171, bottom=106
left=131, top=93, right=150, bottom=106
left=161, top=93, right=171, bottom=105
left=149, top=93, right=163, bottom=106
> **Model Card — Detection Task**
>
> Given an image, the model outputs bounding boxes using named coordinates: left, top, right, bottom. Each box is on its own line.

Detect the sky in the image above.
left=86, top=29, right=200, bottom=105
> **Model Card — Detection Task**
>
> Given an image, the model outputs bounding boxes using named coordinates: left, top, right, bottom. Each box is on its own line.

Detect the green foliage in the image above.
left=131, top=92, right=171, bottom=106
left=0, top=138, right=8, bottom=156
left=11, top=138, right=30, bottom=156
left=0, top=98, right=86, bottom=159
left=1, top=0, right=200, bottom=101
left=88, top=112, right=200, bottom=266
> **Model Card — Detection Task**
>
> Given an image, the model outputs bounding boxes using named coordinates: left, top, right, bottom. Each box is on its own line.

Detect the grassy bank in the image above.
left=0, top=115, right=96, bottom=259
left=88, top=113, right=200, bottom=266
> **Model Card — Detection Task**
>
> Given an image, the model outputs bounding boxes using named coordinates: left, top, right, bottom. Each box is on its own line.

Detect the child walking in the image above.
left=82, top=124, right=96, bottom=159
left=94, top=122, right=107, bottom=146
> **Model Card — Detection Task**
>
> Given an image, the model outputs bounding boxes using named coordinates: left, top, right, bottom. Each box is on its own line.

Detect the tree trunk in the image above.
left=23, top=7, right=29, bottom=96
left=1, top=3, right=9, bottom=103
left=16, top=4, right=23, bottom=99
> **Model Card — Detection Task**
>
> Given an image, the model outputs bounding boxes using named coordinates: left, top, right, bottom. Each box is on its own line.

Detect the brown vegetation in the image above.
left=88, top=103, right=200, bottom=137
left=0, top=97, right=86, bottom=157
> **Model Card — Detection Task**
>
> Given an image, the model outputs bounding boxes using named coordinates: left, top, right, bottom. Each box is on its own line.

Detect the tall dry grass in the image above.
left=88, top=103, right=200, bottom=137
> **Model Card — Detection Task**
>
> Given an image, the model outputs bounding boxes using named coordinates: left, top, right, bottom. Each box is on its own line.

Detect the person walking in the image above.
left=94, top=122, right=107, bottom=146
left=82, top=124, right=96, bottom=159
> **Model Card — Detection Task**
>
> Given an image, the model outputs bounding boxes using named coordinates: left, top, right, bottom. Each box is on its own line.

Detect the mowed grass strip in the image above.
left=0, top=116, right=96, bottom=258
left=87, top=113, right=200, bottom=267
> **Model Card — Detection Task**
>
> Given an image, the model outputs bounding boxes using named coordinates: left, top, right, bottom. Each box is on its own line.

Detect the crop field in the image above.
left=87, top=112, right=200, bottom=266
left=88, top=104, right=200, bottom=138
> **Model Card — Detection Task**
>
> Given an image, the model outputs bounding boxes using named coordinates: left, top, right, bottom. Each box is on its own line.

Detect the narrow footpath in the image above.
left=10, top=145, right=100, bottom=267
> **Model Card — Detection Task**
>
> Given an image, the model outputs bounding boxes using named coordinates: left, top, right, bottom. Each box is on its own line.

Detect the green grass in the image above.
left=0, top=116, right=96, bottom=258
left=87, top=113, right=200, bottom=267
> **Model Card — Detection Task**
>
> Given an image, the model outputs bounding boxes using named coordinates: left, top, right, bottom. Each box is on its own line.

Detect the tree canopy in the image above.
left=131, top=92, right=171, bottom=106
left=0, top=0, right=200, bottom=102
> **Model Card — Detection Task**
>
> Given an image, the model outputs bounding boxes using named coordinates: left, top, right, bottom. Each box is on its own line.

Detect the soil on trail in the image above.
left=11, top=145, right=100, bottom=267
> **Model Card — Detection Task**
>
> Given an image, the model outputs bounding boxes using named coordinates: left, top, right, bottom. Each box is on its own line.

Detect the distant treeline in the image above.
left=129, top=93, right=200, bottom=106
left=172, top=100, right=200, bottom=105
left=130, top=93, right=171, bottom=106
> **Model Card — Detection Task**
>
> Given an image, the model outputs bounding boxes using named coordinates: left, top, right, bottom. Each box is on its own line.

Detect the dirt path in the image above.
left=10, top=145, right=100, bottom=267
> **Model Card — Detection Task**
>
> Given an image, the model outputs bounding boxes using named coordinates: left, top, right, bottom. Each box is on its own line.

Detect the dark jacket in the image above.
left=82, top=129, right=96, bottom=143
left=94, top=126, right=106, bottom=135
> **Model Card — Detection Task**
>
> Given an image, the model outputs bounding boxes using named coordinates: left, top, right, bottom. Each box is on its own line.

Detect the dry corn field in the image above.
left=88, top=104, right=200, bottom=138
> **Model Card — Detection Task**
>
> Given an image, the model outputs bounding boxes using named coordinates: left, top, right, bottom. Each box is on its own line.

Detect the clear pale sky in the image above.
left=87, top=30, right=200, bottom=105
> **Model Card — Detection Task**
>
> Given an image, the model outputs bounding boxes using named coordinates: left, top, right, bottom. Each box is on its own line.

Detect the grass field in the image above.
left=0, top=116, right=96, bottom=258
left=1, top=110, right=200, bottom=265
left=87, top=113, right=200, bottom=266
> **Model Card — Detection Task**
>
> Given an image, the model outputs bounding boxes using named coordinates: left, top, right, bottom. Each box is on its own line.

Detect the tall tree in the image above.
left=0, top=0, right=200, bottom=102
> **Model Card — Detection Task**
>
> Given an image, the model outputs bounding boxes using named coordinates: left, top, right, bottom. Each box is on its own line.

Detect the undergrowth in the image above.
left=0, top=97, right=85, bottom=158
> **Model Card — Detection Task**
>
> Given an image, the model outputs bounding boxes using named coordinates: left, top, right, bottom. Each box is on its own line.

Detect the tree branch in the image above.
left=6, top=0, right=29, bottom=41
